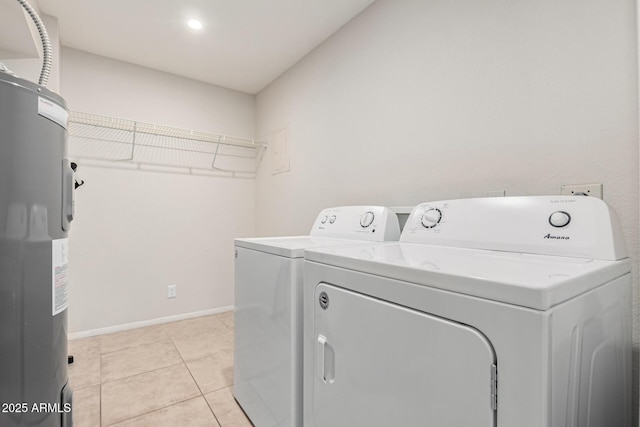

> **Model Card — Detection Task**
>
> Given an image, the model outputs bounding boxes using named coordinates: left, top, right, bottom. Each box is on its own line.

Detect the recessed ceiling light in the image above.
left=187, top=19, right=203, bottom=30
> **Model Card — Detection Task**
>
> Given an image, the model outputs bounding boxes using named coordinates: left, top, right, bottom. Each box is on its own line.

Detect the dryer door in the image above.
left=312, top=283, right=497, bottom=427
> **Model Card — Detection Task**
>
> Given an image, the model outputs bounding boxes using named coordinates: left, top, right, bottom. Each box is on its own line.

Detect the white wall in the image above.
left=255, top=0, right=639, bottom=420
left=256, top=0, right=638, bottom=234
left=60, top=48, right=256, bottom=334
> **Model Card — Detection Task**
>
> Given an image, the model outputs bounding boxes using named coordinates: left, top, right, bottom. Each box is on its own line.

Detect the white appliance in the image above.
left=303, top=196, right=631, bottom=427
left=234, top=206, right=401, bottom=427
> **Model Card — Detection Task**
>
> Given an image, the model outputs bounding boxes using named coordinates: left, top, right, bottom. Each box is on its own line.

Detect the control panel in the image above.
left=310, top=206, right=401, bottom=242
left=400, top=196, right=626, bottom=261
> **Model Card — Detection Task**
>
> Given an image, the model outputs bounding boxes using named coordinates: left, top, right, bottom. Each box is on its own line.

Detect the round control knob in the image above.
left=360, top=211, right=375, bottom=228
left=329, top=215, right=337, bottom=224
left=549, top=211, right=571, bottom=228
left=420, top=208, right=442, bottom=229
left=320, top=215, right=328, bottom=224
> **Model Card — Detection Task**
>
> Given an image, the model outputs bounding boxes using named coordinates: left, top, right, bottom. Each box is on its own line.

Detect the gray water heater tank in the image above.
left=0, top=71, right=74, bottom=426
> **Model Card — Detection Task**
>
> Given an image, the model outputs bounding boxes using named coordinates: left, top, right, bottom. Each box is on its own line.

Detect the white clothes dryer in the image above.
left=303, top=196, right=631, bottom=427
left=234, top=206, right=401, bottom=427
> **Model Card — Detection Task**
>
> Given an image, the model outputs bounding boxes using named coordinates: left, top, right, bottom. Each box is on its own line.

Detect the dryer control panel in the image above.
left=400, top=196, right=626, bottom=261
left=310, top=206, right=401, bottom=242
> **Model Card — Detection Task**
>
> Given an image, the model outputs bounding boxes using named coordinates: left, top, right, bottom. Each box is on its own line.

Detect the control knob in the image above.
left=360, top=211, right=375, bottom=228
left=549, top=211, right=571, bottom=228
left=420, top=208, right=442, bottom=229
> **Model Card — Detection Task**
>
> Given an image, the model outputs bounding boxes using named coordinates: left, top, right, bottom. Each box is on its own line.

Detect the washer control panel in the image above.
left=310, top=206, right=401, bottom=242
left=400, top=196, right=626, bottom=261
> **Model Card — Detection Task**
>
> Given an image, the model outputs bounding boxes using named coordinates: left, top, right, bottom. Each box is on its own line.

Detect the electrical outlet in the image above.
left=560, top=183, right=603, bottom=199
left=168, top=285, right=177, bottom=299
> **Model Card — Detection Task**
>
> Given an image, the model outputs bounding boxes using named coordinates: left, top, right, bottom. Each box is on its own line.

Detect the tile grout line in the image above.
left=203, top=395, right=224, bottom=427
left=86, top=315, right=232, bottom=426
left=100, top=326, right=200, bottom=426
left=99, top=359, right=185, bottom=386
left=98, top=325, right=178, bottom=425
left=170, top=325, right=224, bottom=427
left=102, top=395, right=206, bottom=427
left=99, top=334, right=175, bottom=357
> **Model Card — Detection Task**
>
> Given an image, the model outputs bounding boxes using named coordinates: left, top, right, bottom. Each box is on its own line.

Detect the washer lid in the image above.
left=235, top=236, right=371, bottom=258
left=304, top=243, right=631, bottom=310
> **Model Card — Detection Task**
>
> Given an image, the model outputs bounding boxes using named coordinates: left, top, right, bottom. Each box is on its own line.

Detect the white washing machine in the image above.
left=303, top=196, right=631, bottom=427
left=234, top=206, right=401, bottom=427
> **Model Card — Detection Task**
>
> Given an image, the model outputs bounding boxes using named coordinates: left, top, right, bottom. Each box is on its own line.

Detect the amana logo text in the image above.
left=544, top=233, right=570, bottom=240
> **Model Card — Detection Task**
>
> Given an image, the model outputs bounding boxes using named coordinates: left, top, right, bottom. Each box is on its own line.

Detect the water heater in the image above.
left=0, top=59, right=74, bottom=427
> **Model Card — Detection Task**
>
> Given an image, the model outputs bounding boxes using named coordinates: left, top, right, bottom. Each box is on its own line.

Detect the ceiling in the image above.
left=36, top=0, right=377, bottom=94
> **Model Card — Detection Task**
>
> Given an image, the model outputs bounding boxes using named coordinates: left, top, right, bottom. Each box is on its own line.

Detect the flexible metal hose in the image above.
left=15, top=0, right=52, bottom=87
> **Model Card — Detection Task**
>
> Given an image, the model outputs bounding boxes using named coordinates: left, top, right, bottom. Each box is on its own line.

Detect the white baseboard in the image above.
left=68, top=306, right=234, bottom=340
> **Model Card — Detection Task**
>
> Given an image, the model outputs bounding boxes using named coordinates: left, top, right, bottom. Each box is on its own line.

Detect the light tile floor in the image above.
left=69, top=311, right=253, bottom=427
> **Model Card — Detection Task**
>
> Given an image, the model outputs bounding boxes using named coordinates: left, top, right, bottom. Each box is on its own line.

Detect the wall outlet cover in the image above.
left=168, top=285, right=177, bottom=299
left=560, top=183, right=603, bottom=199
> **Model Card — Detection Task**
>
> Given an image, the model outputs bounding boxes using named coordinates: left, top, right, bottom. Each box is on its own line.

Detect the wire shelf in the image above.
left=67, top=112, right=268, bottom=177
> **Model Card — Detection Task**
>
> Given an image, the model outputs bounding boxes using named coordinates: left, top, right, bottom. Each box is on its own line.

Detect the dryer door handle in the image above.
left=317, top=334, right=335, bottom=384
